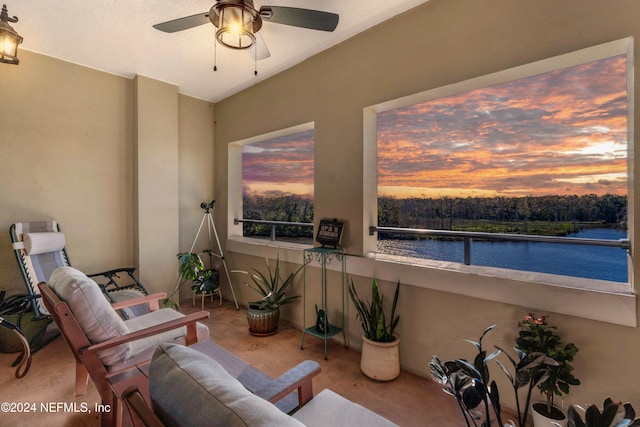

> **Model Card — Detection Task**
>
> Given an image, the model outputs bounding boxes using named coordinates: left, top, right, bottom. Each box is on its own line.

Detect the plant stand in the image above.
left=300, top=247, right=347, bottom=360
left=192, top=288, right=222, bottom=310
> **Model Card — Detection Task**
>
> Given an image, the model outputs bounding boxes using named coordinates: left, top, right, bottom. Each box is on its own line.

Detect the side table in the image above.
left=300, top=247, right=347, bottom=359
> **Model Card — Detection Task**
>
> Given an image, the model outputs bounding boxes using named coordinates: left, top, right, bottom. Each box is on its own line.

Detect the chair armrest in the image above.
left=79, top=311, right=209, bottom=356
left=121, top=385, right=165, bottom=427
left=254, top=360, right=321, bottom=407
left=88, top=267, right=137, bottom=278
left=111, top=292, right=167, bottom=311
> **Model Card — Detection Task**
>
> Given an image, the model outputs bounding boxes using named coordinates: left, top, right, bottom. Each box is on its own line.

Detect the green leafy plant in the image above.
left=163, top=252, right=220, bottom=308
left=516, top=313, right=580, bottom=418
left=429, top=325, right=504, bottom=427
left=494, top=346, right=556, bottom=427
left=348, top=278, right=399, bottom=343
left=177, top=252, right=220, bottom=294
left=430, top=324, right=560, bottom=427
left=233, top=255, right=303, bottom=310
left=564, top=398, right=640, bottom=427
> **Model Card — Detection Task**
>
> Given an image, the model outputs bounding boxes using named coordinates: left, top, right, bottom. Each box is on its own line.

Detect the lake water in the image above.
left=377, top=228, right=628, bottom=283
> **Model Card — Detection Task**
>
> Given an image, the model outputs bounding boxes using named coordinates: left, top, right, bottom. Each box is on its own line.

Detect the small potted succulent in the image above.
left=516, top=313, right=580, bottom=427
left=349, top=278, right=400, bottom=381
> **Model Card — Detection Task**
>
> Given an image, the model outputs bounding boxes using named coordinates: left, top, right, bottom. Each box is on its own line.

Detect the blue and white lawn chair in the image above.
left=10, top=221, right=150, bottom=323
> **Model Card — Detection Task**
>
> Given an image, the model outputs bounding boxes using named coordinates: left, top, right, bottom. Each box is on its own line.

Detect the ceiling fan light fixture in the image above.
left=0, top=4, right=22, bottom=65
left=211, top=1, right=261, bottom=50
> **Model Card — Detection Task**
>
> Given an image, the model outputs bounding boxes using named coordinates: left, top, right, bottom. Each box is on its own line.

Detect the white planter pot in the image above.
left=531, top=402, right=567, bottom=427
left=360, top=334, right=400, bottom=381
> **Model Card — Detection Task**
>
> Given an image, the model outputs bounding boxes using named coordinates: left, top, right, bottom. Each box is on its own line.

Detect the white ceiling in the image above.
left=12, top=0, right=429, bottom=102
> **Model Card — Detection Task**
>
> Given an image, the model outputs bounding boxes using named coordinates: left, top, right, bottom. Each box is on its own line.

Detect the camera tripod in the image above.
left=175, top=200, right=239, bottom=309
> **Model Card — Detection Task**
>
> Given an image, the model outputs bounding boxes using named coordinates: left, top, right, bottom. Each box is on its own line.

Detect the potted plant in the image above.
left=429, top=325, right=506, bottom=427
left=233, top=255, right=304, bottom=336
left=430, top=324, right=556, bottom=427
left=348, top=278, right=400, bottom=381
left=165, top=252, right=219, bottom=308
left=563, top=398, right=640, bottom=427
left=516, top=313, right=580, bottom=427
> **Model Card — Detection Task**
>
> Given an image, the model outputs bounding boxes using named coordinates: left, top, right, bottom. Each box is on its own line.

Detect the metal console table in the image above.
left=300, top=247, right=347, bottom=360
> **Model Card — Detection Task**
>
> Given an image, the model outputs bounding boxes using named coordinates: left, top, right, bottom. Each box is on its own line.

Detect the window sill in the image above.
left=226, top=238, right=637, bottom=327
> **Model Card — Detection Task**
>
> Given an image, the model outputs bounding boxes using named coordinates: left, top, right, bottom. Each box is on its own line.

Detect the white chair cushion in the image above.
left=125, top=309, right=210, bottom=357
left=23, top=232, right=66, bottom=255
left=292, top=389, right=398, bottom=427
left=49, top=266, right=131, bottom=366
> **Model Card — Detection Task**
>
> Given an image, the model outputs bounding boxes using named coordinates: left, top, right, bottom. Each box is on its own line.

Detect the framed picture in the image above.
left=316, top=219, right=344, bottom=248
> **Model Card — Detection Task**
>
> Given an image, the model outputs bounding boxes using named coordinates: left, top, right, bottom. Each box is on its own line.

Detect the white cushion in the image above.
left=23, top=232, right=66, bottom=255
left=149, top=343, right=304, bottom=427
left=125, top=309, right=209, bottom=357
left=49, top=266, right=131, bottom=366
left=292, top=389, right=398, bottom=427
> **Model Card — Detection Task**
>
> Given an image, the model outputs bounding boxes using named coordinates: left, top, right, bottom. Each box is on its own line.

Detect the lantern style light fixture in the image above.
left=0, top=4, right=22, bottom=65
left=210, top=0, right=261, bottom=50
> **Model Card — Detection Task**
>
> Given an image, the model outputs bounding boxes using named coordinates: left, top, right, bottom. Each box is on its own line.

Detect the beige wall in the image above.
left=177, top=95, right=216, bottom=301
left=215, top=0, right=640, bottom=411
left=0, top=51, right=214, bottom=300
left=2, top=0, right=640, bottom=416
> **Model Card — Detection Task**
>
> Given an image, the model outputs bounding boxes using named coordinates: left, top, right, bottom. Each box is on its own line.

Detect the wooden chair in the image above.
left=38, top=267, right=210, bottom=427
left=115, top=342, right=322, bottom=427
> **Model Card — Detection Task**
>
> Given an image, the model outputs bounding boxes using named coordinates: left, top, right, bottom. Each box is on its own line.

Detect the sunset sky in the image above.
left=378, top=54, right=628, bottom=198
left=242, top=55, right=628, bottom=200
left=242, top=129, right=314, bottom=197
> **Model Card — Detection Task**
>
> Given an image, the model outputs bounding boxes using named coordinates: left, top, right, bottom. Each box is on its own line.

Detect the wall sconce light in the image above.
left=0, top=4, right=23, bottom=65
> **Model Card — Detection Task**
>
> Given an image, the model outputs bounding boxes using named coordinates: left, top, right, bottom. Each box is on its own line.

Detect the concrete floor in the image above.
left=0, top=300, right=467, bottom=427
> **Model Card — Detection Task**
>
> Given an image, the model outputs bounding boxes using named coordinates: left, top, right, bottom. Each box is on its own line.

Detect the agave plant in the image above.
left=564, top=398, right=640, bottom=427
left=348, top=278, right=399, bottom=343
left=233, top=255, right=304, bottom=310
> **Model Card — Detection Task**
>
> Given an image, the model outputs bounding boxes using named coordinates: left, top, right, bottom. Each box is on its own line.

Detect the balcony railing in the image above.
left=234, top=218, right=314, bottom=241
left=370, top=225, right=631, bottom=266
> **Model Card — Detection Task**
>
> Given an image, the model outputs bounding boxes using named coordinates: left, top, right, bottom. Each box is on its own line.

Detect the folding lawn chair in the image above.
left=10, top=221, right=150, bottom=322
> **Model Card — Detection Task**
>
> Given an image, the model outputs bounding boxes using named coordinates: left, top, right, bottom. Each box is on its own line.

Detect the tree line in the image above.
left=242, top=193, right=627, bottom=239
left=243, top=193, right=314, bottom=239
left=378, top=194, right=627, bottom=235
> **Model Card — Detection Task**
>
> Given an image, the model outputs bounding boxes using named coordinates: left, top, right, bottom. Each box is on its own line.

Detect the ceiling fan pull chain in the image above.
left=213, top=37, right=218, bottom=72
left=254, top=45, right=258, bottom=76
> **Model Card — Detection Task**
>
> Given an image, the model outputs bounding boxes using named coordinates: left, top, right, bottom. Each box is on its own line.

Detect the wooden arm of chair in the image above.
left=111, top=292, right=167, bottom=311
left=79, top=311, right=209, bottom=357
left=254, top=360, right=321, bottom=409
left=121, top=385, right=165, bottom=427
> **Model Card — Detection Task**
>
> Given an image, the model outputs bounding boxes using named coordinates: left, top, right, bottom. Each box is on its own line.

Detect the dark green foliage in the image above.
left=378, top=194, right=627, bottom=236
left=243, top=193, right=314, bottom=240
left=515, top=314, right=580, bottom=417
left=429, top=326, right=505, bottom=427
left=348, top=279, right=399, bottom=343
left=567, top=398, right=640, bottom=427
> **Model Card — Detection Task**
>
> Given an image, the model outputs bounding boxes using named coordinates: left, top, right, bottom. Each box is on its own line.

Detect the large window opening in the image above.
left=240, top=127, right=314, bottom=244
left=371, top=38, right=632, bottom=286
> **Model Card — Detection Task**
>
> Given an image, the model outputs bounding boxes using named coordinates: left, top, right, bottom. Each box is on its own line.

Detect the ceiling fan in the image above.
left=153, top=0, right=339, bottom=61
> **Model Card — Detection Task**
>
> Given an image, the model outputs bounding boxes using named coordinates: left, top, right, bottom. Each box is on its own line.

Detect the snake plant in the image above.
left=348, top=278, right=399, bottom=343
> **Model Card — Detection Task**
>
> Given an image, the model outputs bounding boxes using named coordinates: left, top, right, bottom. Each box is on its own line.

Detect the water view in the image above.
left=377, top=228, right=628, bottom=283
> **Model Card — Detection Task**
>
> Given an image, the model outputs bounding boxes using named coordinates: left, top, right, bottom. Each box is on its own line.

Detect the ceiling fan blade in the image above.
left=153, top=12, right=210, bottom=33
left=259, top=6, right=339, bottom=32
left=248, top=33, right=271, bottom=61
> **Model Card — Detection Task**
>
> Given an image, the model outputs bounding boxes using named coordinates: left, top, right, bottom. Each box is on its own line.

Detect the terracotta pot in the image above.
left=531, top=402, right=566, bottom=427
left=360, top=334, right=400, bottom=381
left=246, top=304, right=279, bottom=336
